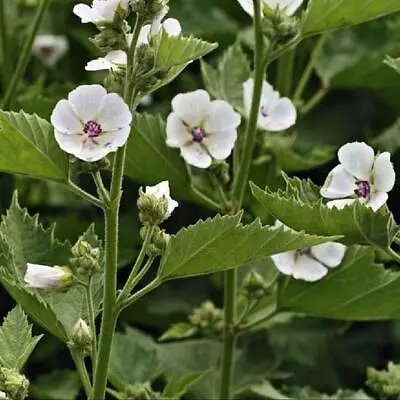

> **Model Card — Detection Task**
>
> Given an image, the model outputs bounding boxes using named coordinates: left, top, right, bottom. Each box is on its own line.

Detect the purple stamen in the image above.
left=260, top=105, right=268, bottom=117
left=191, top=127, right=206, bottom=143
left=354, top=180, right=371, bottom=198
left=296, top=248, right=311, bottom=256
left=83, top=120, right=102, bottom=138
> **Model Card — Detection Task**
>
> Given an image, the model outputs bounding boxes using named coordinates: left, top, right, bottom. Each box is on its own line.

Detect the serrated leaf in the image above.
left=201, top=42, right=250, bottom=109
left=161, top=372, right=205, bottom=399
left=0, top=306, right=42, bottom=370
left=159, top=322, right=197, bottom=342
left=279, top=246, right=400, bottom=320
left=30, top=370, right=81, bottom=400
left=0, top=111, right=69, bottom=181
left=158, top=214, right=338, bottom=280
left=124, top=113, right=189, bottom=200
left=371, top=117, right=400, bottom=154
left=385, top=56, right=400, bottom=74
left=109, top=327, right=161, bottom=390
left=303, top=0, right=400, bottom=36
left=251, top=180, right=397, bottom=247
left=156, top=33, right=217, bottom=70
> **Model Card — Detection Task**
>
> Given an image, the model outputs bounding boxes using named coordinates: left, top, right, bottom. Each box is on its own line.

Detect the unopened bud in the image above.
left=189, top=301, right=224, bottom=335
left=261, top=9, right=300, bottom=43
left=135, top=45, right=156, bottom=76
left=0, top=368, right=29, bottom=400
left=71, top=239, right=101, bottom=277
left=131, top=0, right=168, bottom=23
left=124, top=382, right=155, bottom=400
left=24, top=264, right=74, bottom=290
left=140, top=226, right=170, bottom=256
left=92, top=28, right=126, bottom=53
left=242, top=270, right=268, bottom=299
left=72, top=319, right=92, bottom=348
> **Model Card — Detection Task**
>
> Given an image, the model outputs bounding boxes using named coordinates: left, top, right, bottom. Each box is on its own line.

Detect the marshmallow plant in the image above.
left=1, top=0, right=400, bottom=399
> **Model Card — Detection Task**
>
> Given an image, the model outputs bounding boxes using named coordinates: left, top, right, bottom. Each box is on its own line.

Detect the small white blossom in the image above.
left=166, top=90, right=241, bottom=168
left=0, top=391, right=7, bottom=399
left=237, top=0, right=303, bottom=17
left=139, top=94, right=153, bottom=107
left=320, top=142, right=396, bottom=211
left=72, top=318, right=92, bottom=346
left=73, top=0, right=129, bottom=24
left=32, top=34, right=69, bottom=68
left=85, top=50, right=127, bottom=72
left=24, top=264, right=73, bottom=289
left=145, top=181, right=178, bottom=217
left=51, top=85, right=132, bottom=162
left=243, top=78, right=297, bottom=132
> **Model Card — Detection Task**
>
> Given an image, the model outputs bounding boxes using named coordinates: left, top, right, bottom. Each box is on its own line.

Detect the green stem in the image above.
left=1, top=0, right=51, bottom=109
left=92, top=171, right=111, bottom=207
left=117, top=225, right=154, bottom=303
left=293, top=34, right=328, bottom=103
left=68, top=180, right=104, bottom=209
left=126, top=256, right=155, bottom=293
left=0, top=2, right=11, bottom=84
left=70, top=349, right=92, bottom=398
left=91, top=15, right=143, bottom=400
left=239, top=309, right=277, bottom=331
left=209, top=173, right=230, bottom=210
left=300, top=85, right=329, bottom=115
left=276, top=49, right=295, bottom=97
left=385, top=247, right=400, bottom=265
left=86, top=278, right=98, bottom=370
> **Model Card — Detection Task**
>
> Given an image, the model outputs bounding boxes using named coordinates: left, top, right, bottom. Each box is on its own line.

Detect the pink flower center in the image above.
left=191, top=127, right=206, bottom=143
left=296, top=248, right=311, bottom=256
left=83, top=120, right=102, bottom=138
left=260, top=105, right=268, bottom=117
left=354, top=181, right=371, bottom=198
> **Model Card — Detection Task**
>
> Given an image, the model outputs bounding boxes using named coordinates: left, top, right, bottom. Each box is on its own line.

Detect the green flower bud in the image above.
left=71, top=319, right=92, bottom=351
left=131, top=0, right=168, bottom=23
left=189, top=301, right=224, bottom=336
left=135, top=45, right=156, bottom=76
left=70, top=239, right=101, bottom=277
left=124, top=382, right=156, bottom=400
left=140, top=226, right=170, bottom=256
left=0, top=368, right=29, bottom=400
left=261, top=9, right=300, bottom=43
left=103, top=69, right=125, bottom=95
left=242, top=270, right=268, bottom=299
left=92, top=28, right=127, bottom=53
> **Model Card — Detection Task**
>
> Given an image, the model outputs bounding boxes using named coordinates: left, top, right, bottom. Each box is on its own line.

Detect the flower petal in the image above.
left=68, top=85, right=107, bottom=122
left=311, top=242, right=346, bottom=268
left=264, top=0, right=303, bottom=16
left=95, top=126, right=131, bottom=150
left=97, top=93, right=132, bottom=131
left=85, top=57, right=114, bottom=71
left=203, top=130, right=237, bottom=160
left=243, top=78, right=254, bottom=117
left=293, top=256, right=328, bottom=282
left=326, top=198, right=356, bottom=210
left=237, top=0, right=255, bottom=16
left=166, top=113, right=192, bottom=147
left=137, top=25, right=151, bottom=46
left=271, top=251, right=296, bottom=276
left=263, top=98, right=297, bottom=132
left=367, top=192, right=388, bottom=211
left=51, top=100, right=83, bottom=133
left=162, top=18, right=182, bottom=36
left=373, top=152, right=395, bottom=193
left=24, top=263, right=63, bottom=288
left=338, top=142, right=375, bottom=180
left=320, top=164, right=357, bottom=199
left=73, top=4, right=95, bottom=23
left=181, top=143, right=212, bottom=169
left=146, top=180, right=171, bottom=198
left=203, top=100, right=241, bottom=132
left=171, top=90, right=211, bottom=127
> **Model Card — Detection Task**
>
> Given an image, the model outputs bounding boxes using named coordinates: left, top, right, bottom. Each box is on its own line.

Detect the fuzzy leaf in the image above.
left=124, top=113, right=189, bottom=200
left=159, top=323, right=197, bottom=342
left=385, top=56, right=400, bottom=74
left=250, top=381, right=290, bottom=399
left=0, top=111, right=69, bottom=181
left=279, top=246, right=400, bottom=320
left=158, top=214, right=338, bottom=280
left=251, top=180, right=397, bottom=247
left=0, top=306, right=42, bottom=370
left=303, top=0, right=400, bottom=36
left=161, top=372, right=205, bottom=399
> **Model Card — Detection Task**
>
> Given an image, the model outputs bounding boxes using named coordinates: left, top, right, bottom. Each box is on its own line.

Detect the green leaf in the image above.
left=156, top=33, right=217, bottom=70
left=0, top=306, right=42, bottom=370
left=303, top=0, right=400, bottom=36
left=30, top=370, right=81, bottom=400
left=251, top=179, right=397, bottom=247
left=371, top=118, right=400, bottom=154
left=124, top=113, right=189, bottom=200
left=279, top=246, right=400, bottom=320
left=109, top=327, right=161, bottom=390
left=158, top=213, right=338, bottom=280
left=159, top=322, right=197, bottom=342
left=161, top=372, right=205, bottom=399
left=250, top=381, right=291, bottom=399
left=0, top=111, right=69, bottom=182
left=201, top=42, right=251, bottom=109
left=385, top=56, right=400, bottom=74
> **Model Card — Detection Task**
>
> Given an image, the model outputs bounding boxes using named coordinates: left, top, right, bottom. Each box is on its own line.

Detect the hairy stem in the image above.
left=92, top=171, right=111, bottom=206
left=68, top=180, right=104, bottom=209
left=70, top=349, right=92, bottom=398
left=1, top=0, right=51, bottom=109
left=86, top=278, right=98, bottom=370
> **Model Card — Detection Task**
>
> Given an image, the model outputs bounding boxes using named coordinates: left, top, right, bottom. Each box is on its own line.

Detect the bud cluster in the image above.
left=123, top=382, right=158, bottom=400
left=71, top=319, right=92, bottom=352
left=140, top=226, right=170, bottom=257
left=261, top=8, right=300, bottom=44
left=137, top=189, right=170, bottom=226
left=70, top=239, right=101, bottom=277
left=0, top=368, right=29, bottom=400
left=242, top=270, right=269, bottom=300
left=131, top=0, right=168, bottom=24
left=189, top=301, right=224, bottom=336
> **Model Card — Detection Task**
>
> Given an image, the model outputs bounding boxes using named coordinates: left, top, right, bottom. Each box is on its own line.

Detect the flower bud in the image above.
left=0, top=368, right=29, bottom=400
left=71, top=319, right=92, bottom=349
left=124, top=382, right=155, bottom=400
left=131, top=0, right=168, bottom=23
left=137, top=181, right=178, bottom=226
left=24, top=264, right=74, bottom=290
left=242, top=270, right=268, bottom=299
left=261, top=9, right=300, bottom=44
left=140, top=226, right=170, bottom=256
left=135, top=45, right=156, bottom=76
left=70, top=239, right=101, bottom=277
left=189, top=301, right=224, bottom=336
left=92, top=28, right=127, bottom=53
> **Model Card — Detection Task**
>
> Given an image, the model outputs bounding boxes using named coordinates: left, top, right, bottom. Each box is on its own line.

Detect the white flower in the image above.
left=32, top=34, right=69, bottom=68
left=145, top=181, right=178, bottom=217
left=320, top=142, right=396, bottom=211
left=136, top=7, right=181, bottom=47
left=73, top=0, right=129, bottom=24
left=85, top=50, right=127, bottom=72
left=24, top=264, right=74, bottom=289
left=237, top=0, right=303, bottom=17
left=51, top=85, right=132, bottom=162
left=166, top=90, right=241, bottom=168
left=72, top=318, right=92, bottom=345
left=243, top=78, right=297, bottom=132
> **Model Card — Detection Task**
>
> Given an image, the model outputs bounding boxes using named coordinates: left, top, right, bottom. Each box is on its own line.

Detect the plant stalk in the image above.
left=0, top=2, right=11, bottom=84
left=70, top=348, right=92, bottom=398
left=1, top=0, right=51, bottom=109
left=86, top=278, right=98, bottom=370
